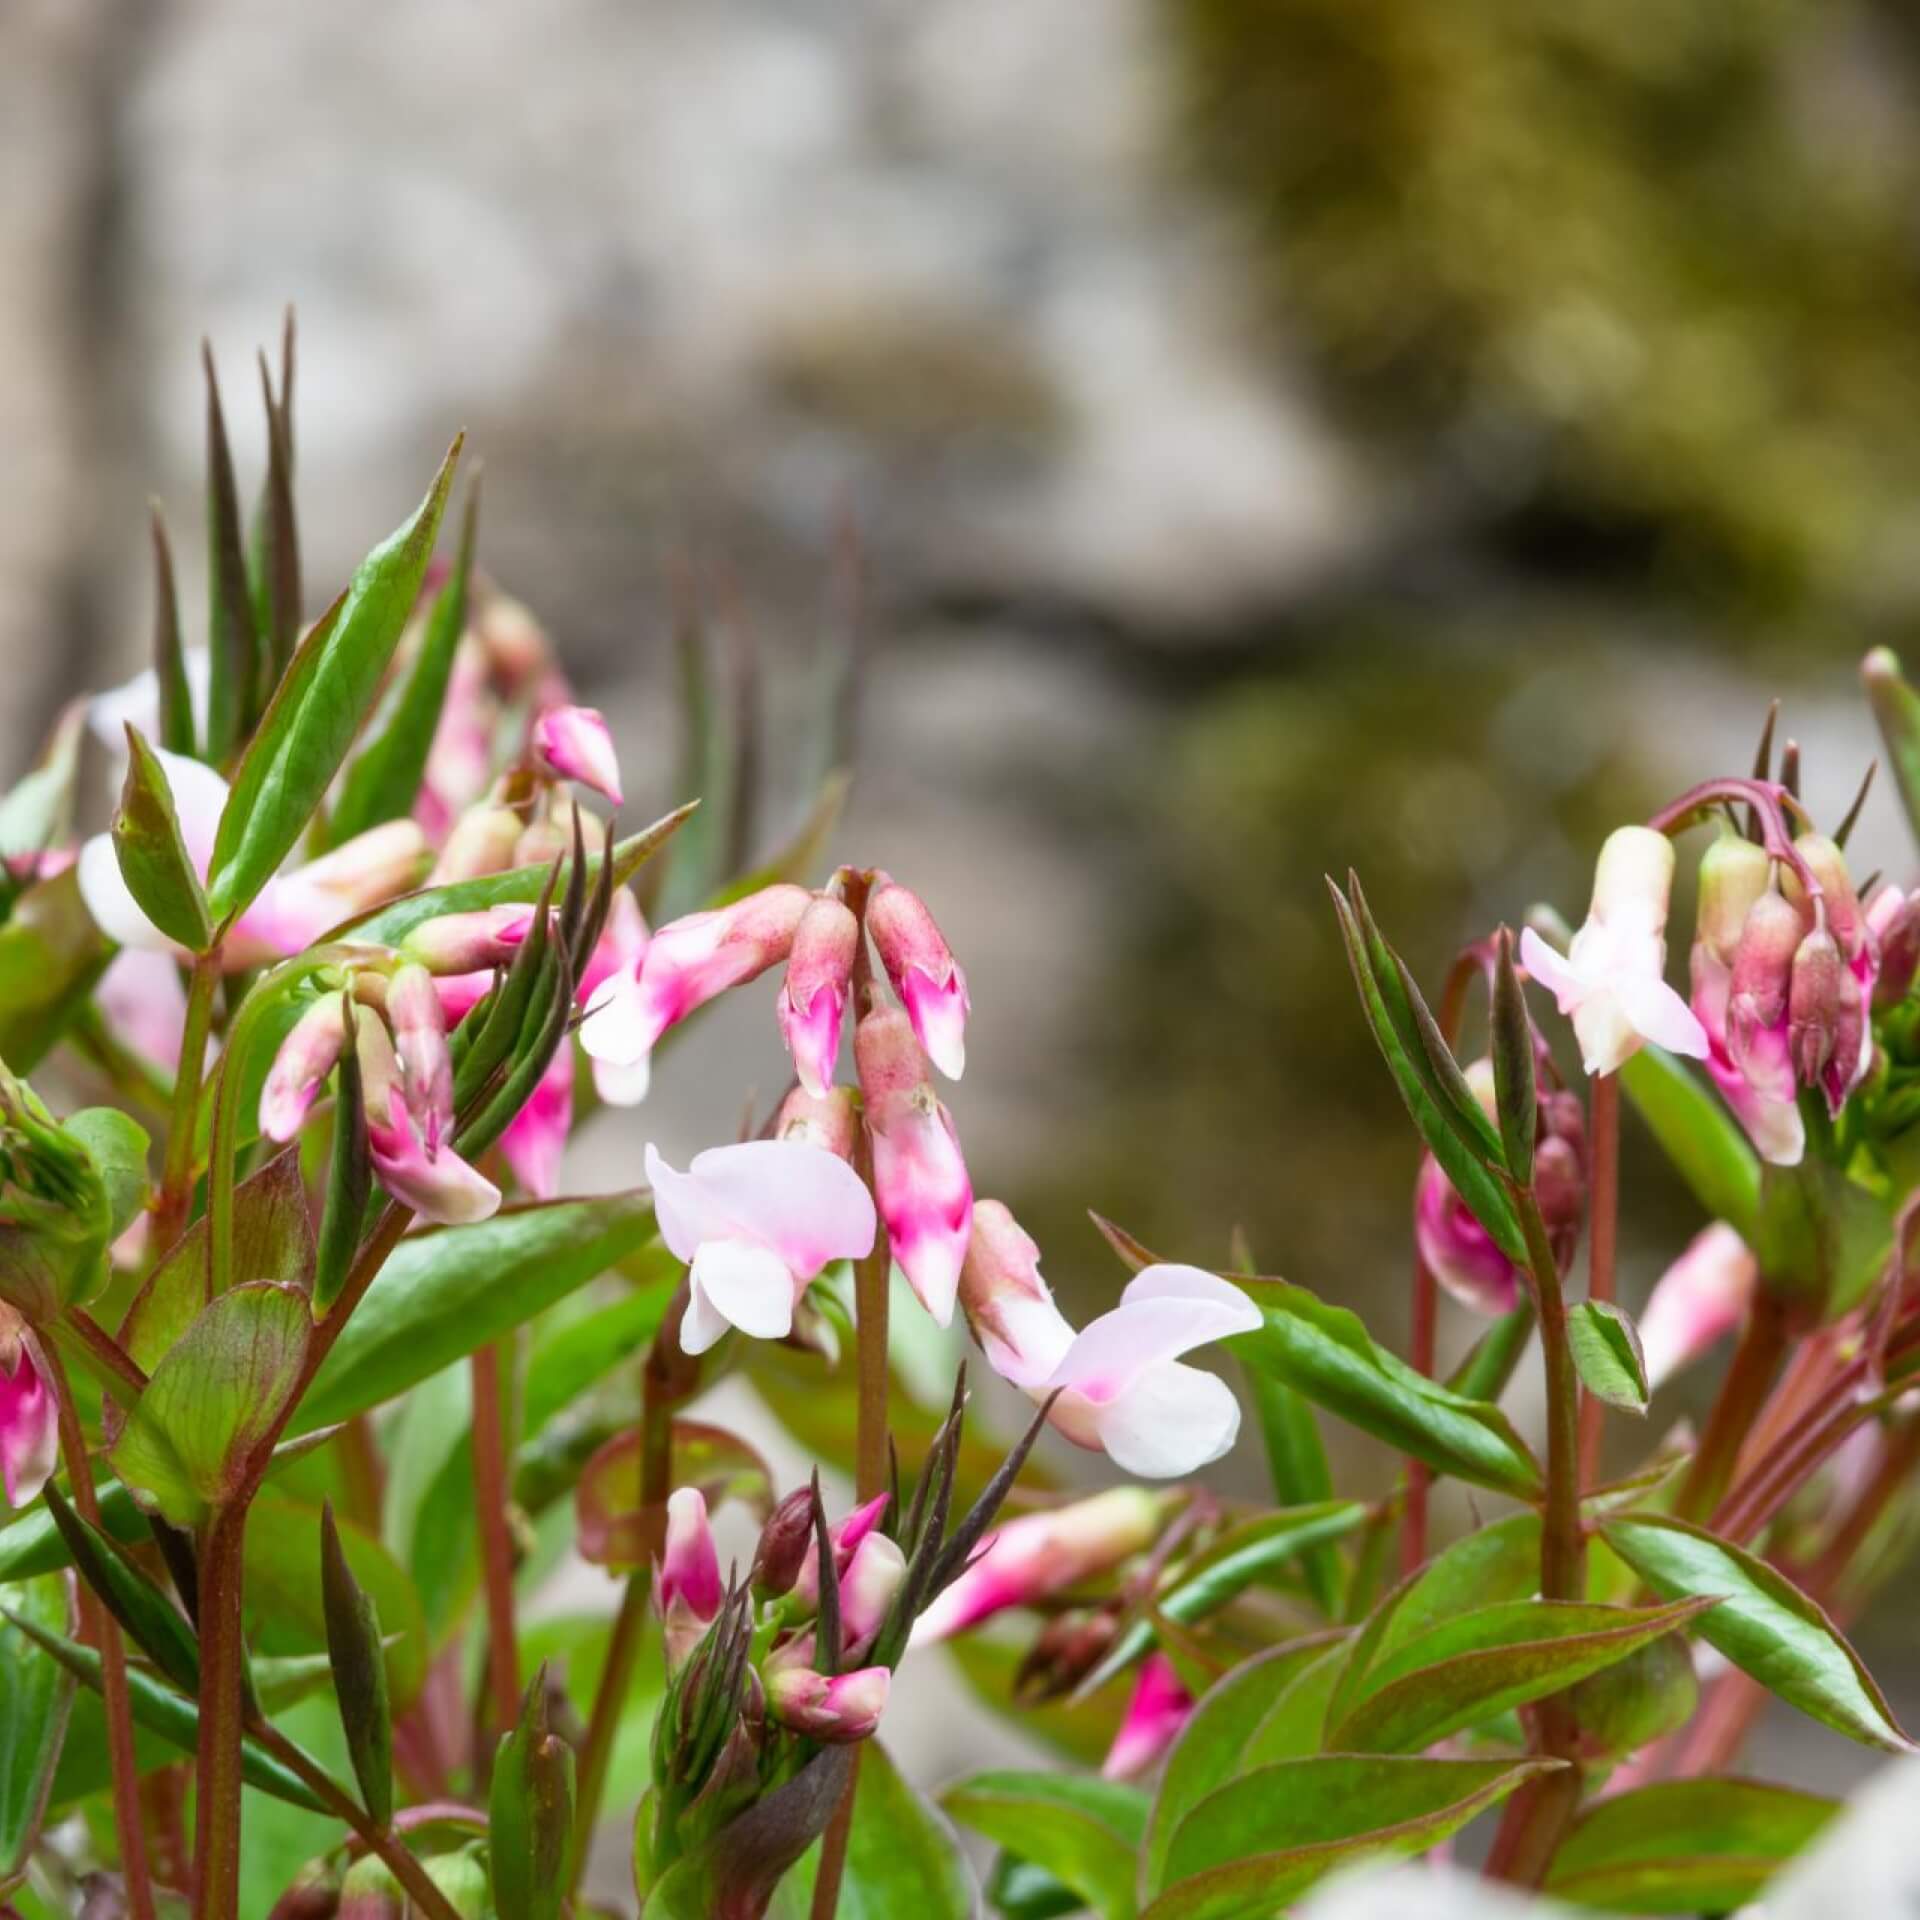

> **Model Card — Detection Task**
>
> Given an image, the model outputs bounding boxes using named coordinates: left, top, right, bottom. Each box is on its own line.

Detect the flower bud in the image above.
left=753, top=1487, right=816, bottom=1598
left=778, top=896, right=859, bottom=1097
left=1727, top=889, right=1802, bottom=1094
left=1789, top=925, right=1846, bottom=1086
left=911, top=1488, right=1171, bottom=1644
left=402, top=904, right=537, bottom=975
left=1414, top=1153, right=1519, bottom=1317
left=1638, top=1223, right=1757, bottom=1390
left=765, top=1664, right=889, bottom=1743
left=1532, top=1134, right=1587, bottom=1273
left=475, top=592, right=552, bottom=690
left=387, top=963, right=454, bottom=1147
left=791, top=1492, right=891, bottom=1617
left=429, top=801, right=525, bottom=884
left=532, top=703, right=623, bottom=806
left=658, top=1487, right=723, bottom=1669
left=1783, top=833, right=1866, bottom=956
left=773, top=1085, right=860, bottom=1161
left=838, top=1531, right=907, bottom=1660
left=1102, top=1654, right=1194, bottom=1781
left=0, top=1070, right=122, bottom=1321
left=298, top=818, right=432, bottom=911
left=259, top=991, right=350, bottom=1143
left=1695, top=833, right=1772, bottom=966
left=856, top=1005, right=972, bottom=1325
left=0, top=1305, right=56, bottom=1509
left=1870, top=886, right=1920, bottom=1009
left=337, top=1857, right=404, bottom=1920
left=959, top=1200, right=1075, bottom=1384
left=422, top=1849, right=492, bottom=1919
left=867, top=876, right=969, bottom=1079
left=1014, top=1608, right=1120, bottom=1700
left=265, top=1861, right=341, bottom=1920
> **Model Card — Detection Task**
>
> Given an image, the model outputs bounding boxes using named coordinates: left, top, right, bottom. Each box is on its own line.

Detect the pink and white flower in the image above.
left=0, top=1309, right=56, bottom=1510
left=1413, top=1152, right=1520, bottom=1316
left=427, top=800, right=524, bottom=885
left=777, top=895, right=859, bottom=1097
left=764, top=1664, right=889, bottom=1743
left=259, top=991, right=351, bottom=1143
left=1103, top=1655, right=1194, bottom=1781
left=403, top=904, right=538, bottom=977
left=356, top=1015, right=500, bottom=1226
left=97, top=949, right=194, bottom=1077
left=575, top=888, right=652, bottom=1107
left=500, top=1043, right=574, bottom=1201
left=867, top=876, right=969, bottom=1080
left=1639, top=1223, right=1758, bottom=1391
left=1520, top=826, right=1708, bottom=1078
left=856, top=1006, right=972, bottom=1325
left=415, top=641, right=498, bottom=840
left=645, top=1138, right=877, bottom=1355
left=911, top=1487, right=1170, bottom=1644
left=87, top=649, right=211, bottom=755
left=958, top=1202, right=1259, bottom=1477
left=77, top=748, right=429, bottom=970
left=580, top=884, right=809, bottom=1081
left=532, top=704, right=623, bottom=807
left=657, top=1486, right=723, bottom=1667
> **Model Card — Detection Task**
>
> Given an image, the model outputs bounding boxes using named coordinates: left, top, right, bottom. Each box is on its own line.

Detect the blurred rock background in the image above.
left=6, top=0, right=1920, bottom=1832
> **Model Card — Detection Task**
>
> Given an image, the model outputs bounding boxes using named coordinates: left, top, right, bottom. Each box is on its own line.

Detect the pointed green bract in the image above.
left=320, top=1502, right=392, bottom=1828
left=42, top=1486, right=200, bottom=1696
left=111, top=727, right=214, bottom=952
left=205, top=437, right=462, bottom=924
left=203, top=344, right=263, bottom=763
left=490, top=1670, right=574, bottom=1920
left=1569, top=1299, right=1650, bottom=1413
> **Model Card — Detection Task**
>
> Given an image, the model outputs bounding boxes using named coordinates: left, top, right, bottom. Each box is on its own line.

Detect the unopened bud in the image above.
left=1103, top=1654, right=1195, bottom=1781
left=867, top=876, right=969, bottom=1079
left=773, top=1085, right=860, bottom=1162
left=337, top=1856, right=404, bottom=1920
left=259, top=991, right=349, bottom=1143
left=778, top=896, right=859, bottom=1098
left=657, top=1487, right=723, bottom=1669
left=387, top=964, right=453, bottom=1146
left=1789, top=925, right=1845, bottom=1086
left=1696, top=833, right=1772, bottom=965
left=838, top=1531, right=907, bottom=1659
left=532, top=703, right=623, bottom=807
left=1639, top=1223, right=1757, bottom=1390
left=959, top=1200, right=1074, bottom=1387
left=1015, top=1608, right=1120, bottom=1700
left=297, top=819, right=432, bottom=914
left=1532, top=1135, right=1586, bottom=1272
left=765, top=1664, right=889, bottom=1743
left=1783, top=833, right=1865, bottom=956
left=754, top=1487, right=816, bottom=1598
left=1871, top=886, right=1920, bottom=1010
left=429, top=802, right=525, bottom=885
left=402, top=904, right=536, bottom=975
left=1589, top=826, right=1676, bottom=931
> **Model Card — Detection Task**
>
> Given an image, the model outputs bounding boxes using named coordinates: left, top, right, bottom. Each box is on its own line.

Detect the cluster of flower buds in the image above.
left=954, top=1201, right=1260, bottom=1477
left=0, top=1302, right=55, bottom=1510
left=0, top=1066, right=128, bottom=1322
left=1688, top=826, right=1881, bottom=1165
left=1413, top=1059, right=1587, bottom=1314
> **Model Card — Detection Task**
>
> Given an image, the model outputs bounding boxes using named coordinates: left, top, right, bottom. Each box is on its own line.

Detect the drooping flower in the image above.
left=532, top=703, right=624, bottom=807
left=777, top=895, right=859, bottom=1097
left=764, top=1664, right=889, bottom=1743
left=1519, top=826, right=1708, bottom=1077
left=856, top=1005, right=972, bottom=1325
left=77, top=750, right=429, bottom=970
left=645, top=1138, right=876, bottom=1355
left=1639, top=1224, right=1758, bottom=1391
left=867, top=876, right=969, bottom=1079
left=259, top=991, right=351, bottom=1143
left=957, top=1203, right=1260, bottom=1477
left=911, top=1487, right=1170, bottom=1644
left=0, top=1307, right=56, bottom=1510
left=1103, top=1655, right=1194, bottom=1781
left=356, top=1016, right=499, bottom=1226
left=1413, top=1152, right=1519, bottom=1316
left=575, top=888, right=652, bottom=1107
left=657, top=1486, right=723, bottom=1668
left=580, top=884, right=809, bottom=1080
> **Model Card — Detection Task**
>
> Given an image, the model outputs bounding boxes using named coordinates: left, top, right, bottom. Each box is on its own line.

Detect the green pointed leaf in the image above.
left=0, top=1574, right=75, bottom=1875
left=311, top=1005, right=370, bottom=1319
left=1601, top=1513, right=1914, bottom=1751
left=1241, top=1640, right=1352, bottom=1768
left=1242, top=1367, right=1341, bottom=1616
left=1080, top=1503, right=1367, bottom=1696
left=41, top=1487, right=199, bottom=1695
left=1753, top=1156, right=1892, bottom=1319
left=149, top=508, right=195, bottom=758
left=205, top=437, right=461, bottom=923
left=294, top=1191, right=664, bottom=1433
left=1325, top=1596, right=1714, bottom=1754
left=1446, top=1301, right=1535, bottom=1402
left=109, top=1281, right=310, bottom=1527
left=111, top=727, right=214, bottom=950
left=1864, top=647, right=1920, bottom=847
left=490, top=1671, right=574, bottom=1920
left=1545, top=1776, right=1839, bottom=1913
left=942, top=1771, right=1147, bottom=1920
left=320, top=1502, right=391, bottom=1827
left=253, top=351, right=302, bottom=682
left=203, top=344, right=263, bottom=761
left=1231, top=1281, right=1541, bottom=1499
left=1143, top=1633, right=1349, bottom=1898
left=1145, top=1755, right=1563, bottom=1918
left=329, top=476, right=481, bottom=846
left=1619, top=1046, right=1761, bottom=1244
left=2, top=1605, right=326, bottom=1812
left=1568, top=1299, right=1649, bottom=1414
left=1490, top=928, right=1536, bottom=1177
left=767, top=1742, right=979, bottom=1919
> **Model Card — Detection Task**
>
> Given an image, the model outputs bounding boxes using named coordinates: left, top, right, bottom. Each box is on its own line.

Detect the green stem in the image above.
left=472, top=1339, right=522, bottom=1739
left=192, top=1503, right=250, bottom=1920
left=152, top=950, right=221, bottom=1259
left=1576, top=1071, right=1618, bottom=1487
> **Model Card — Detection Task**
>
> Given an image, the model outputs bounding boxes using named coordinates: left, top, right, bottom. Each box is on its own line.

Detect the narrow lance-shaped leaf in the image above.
left=254, top=350, right=302, bottom=685
left=1490, top=927, right=1535, bottom=1180
left=205, top=435, right=462, bottom=924
left=329, top=473, right=481, bottom=846
left=111, top=727, right=214, bottom=952
left=1863, top=647, right=1920, bottom=848
left=1243, top=1366, right=1342, bottom=1616
left=312, top=998, right=371, bottom=1320
left=490, top=1667, right=574, bottom=1920
left=202, top=343, right=263, bottom=763
left=942, top=1772, right=1147, bottom=1920
left=1601, top=1513, right=1915, bottom=1752
left=1569, top=1299, right=1650, bottom=1414
left=320, top=1501, right=392, bottom=1828
left=148, top=506, right=195, bottom=759
left=41, top=1486, right=199, bottom=1695
left=0, top=1574, right=75, bottom=1876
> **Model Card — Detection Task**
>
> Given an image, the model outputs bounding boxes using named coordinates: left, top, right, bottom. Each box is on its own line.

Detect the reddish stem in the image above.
left=192, top=1504, right=250, bottom=1920
left=1675, top=1292, right=1790, bottom=1523
left=471, top=1339, right=522, bottom=1738
left=1577, top=1072, right=1619, bottom=1487
left=1402, top=1251, right=1436, bottom=1579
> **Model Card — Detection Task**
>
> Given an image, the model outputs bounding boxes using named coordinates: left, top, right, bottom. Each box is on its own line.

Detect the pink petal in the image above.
left=500, top=1044, right=574, bottom=1200
left=1048, top=1265, right=1259, bottom=1403
left=533, top=704, right=624, bottom=806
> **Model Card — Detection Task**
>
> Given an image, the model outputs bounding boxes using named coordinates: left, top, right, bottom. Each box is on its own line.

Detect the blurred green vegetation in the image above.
left=1168, top=0, right=1920, bottom=622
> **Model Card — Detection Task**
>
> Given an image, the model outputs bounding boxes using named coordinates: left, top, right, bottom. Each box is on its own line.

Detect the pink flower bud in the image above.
left=258, top=991, right=350, bottom=1144
left=429, top=802, right=526, bottom=885
left=296, top=820, right=432, bottom=912
left=1788, top=925, right=1846, bottom=1088
left=791, top=1492, right=891, bottom=1617
left=856, top=1006, right=972, bottom=1324
left=1691, top=941, right=1805, bottom=1168
left=959, top=1201, right=1076, bottom=1385
left=837, top=1531, right=907, bottom=1660
left=1783, top=833, right=1866, bottom=957
left=867, top=877, right=969, bottom=1079
left=1870, top=885, right=1920, bottom=1009
left=580, top=884, right=810, bottom=1073
left=1729, top=889, right=1802, bottom=1066
left=1695, top=834, right=1772, bottom=966
left=1639, top=1224, right=1758, bottom=1390
left=1413, top=1152, right=1520, bottom=1316
left=754, top=1488, right=816, bottom=1598
left=532, top=703, right=624, bottom=807
left=911, top=1488, right=1170, bottom=1645
left=778, top=896, right=859, bottom=1097
left=402, top=904, right=538, bottom=975
left=367, top=1083, right=501, bottom=1226
left=764, top=1664, right=889, bottom=1743
left=0, top=1309, right=56, bottom=1509
left=1102, top=1654, right=1194, bottom=1781
left=657, top=1487, right=723, bottom=1667
left=773, top=1085, right=860, bottom=1161
left=475, top=592, right=551, bottom=690
left=387, top=963, right=453, bottom=1146
left=1519, top=826, right=1706, bottom=1077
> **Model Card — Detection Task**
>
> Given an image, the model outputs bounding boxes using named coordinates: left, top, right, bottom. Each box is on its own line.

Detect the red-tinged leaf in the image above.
left=575, top=1420, right=775, bottom=1571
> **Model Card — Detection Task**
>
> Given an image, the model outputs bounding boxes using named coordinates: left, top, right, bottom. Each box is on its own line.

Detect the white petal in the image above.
left=1094, top=1363, right=1242, bottom=1478
left=1120, top=1263, right=1265, bottom=1323
left=579, top=970, right=656, bottom=1069
left=1048, top=1268, right=1259, bottom=1402
left=645, top=1143, right=738, bottom=1265
left=77, top=834, right=168, bottom=949
left=591, top=1052, right=652, bottom=1107
left=689, top=1237, right=797, bottom=1344
left=1517, top=926, right=1588, bottom=1013
left=684, top=1139, right=877, bottom=1277
left=679, top=1281, right=733, bottom=1356
left=1572, top=995, right=1643, bottom=1078
left=1616, top=974, right=1711, bottom=1061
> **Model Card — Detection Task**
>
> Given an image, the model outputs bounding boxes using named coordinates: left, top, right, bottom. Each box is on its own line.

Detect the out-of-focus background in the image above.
left=8, top=0, right=1920, bottom=1822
